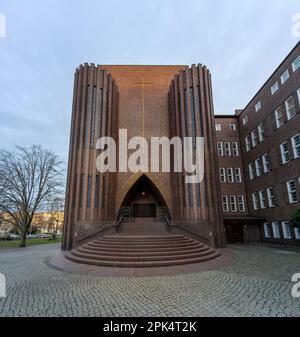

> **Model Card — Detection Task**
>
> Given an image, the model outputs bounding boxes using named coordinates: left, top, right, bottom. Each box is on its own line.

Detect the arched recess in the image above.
left=115, top=173, right=172, bottom=218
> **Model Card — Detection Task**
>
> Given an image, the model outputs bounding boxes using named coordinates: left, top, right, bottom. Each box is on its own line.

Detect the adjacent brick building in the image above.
left=217, top=41, right=300, bottom=246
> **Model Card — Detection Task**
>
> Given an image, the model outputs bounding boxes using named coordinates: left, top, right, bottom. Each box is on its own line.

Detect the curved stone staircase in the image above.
left=66, top=234, right=220, bottom=268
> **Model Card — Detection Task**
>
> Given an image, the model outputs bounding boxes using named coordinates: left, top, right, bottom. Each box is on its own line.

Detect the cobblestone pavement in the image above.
left=0, top=243, right=299, bottom=317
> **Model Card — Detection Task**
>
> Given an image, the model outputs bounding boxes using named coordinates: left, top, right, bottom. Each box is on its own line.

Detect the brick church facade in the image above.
left=63, top=42, right=300, bottom=258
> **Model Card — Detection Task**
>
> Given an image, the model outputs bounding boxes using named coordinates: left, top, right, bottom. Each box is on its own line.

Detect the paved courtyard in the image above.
left=0, top=243, right=299, bottom=317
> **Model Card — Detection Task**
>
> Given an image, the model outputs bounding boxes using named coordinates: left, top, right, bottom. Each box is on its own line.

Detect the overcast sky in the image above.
left=0, top=0, right=299, bottom=159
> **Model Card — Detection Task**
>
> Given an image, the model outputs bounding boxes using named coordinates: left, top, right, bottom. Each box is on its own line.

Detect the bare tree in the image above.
left=0, top=145, right=64, bottom=247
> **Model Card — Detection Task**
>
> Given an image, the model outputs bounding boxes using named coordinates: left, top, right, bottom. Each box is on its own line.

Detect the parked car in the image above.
left=8, top=234, right=21, bottom=240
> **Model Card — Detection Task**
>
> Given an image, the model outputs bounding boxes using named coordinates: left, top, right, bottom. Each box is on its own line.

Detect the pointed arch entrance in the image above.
left=118, top=175, right=170, bottom=222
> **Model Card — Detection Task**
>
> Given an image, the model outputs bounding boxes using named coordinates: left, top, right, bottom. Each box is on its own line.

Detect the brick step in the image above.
left=80, top=243, right=205, bottom=253
left=76, top=245, right=210, bottom=257
left=102, top=234, right=184, bottom=240
left=86, top=241, right=200, bottom=250
left=70, top=248, right=215, bottom=262
left=94, top=237, right=192, bottom=245
left=65, top=251, right=221, bottom=268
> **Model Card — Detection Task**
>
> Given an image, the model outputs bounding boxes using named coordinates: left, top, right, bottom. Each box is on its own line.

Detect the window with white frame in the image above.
left=287, top=180, right=298, bottom=204
left=259, top=190, right=267, bottom=209
left=280, top=69, right=289, bottom=85
left=235, top=168, right=242, bottom=183
left=252, top=193, right=259, bottom=211
left=245, top=136, right=251, bottom=152
left=262, top=154, right=271, bottom=173
left=224, top=142, right=231, bottom=156
left=219, top=168, right=226, bottom=183
left=237, top=195, right=245, bottom=212
left=229, top=196, right=237, bottom=212
left=271, top=81, right=279, bottom=95
left=222, top=196, right=229, bottom=212
left=230, top=124, right=236, bottom=131
left=267, top=187, right=275, bottom=208
left=264, top=223, right=271, bottom=238
left=258, top=123, right=265, bottom=142
left=227, top=168, right=234, bottom=183
left=249, top=163, right=255, bottom=180
left=251, top=130, right=258, bottom=147
left=215, top=124, right=221, bottom=131
left=272, top=222, right=281, bottom=239
left=255, top=158, right=263, bottom=177
left=217, top=142, right=223, bottom=156
left=275, top=107, right=284, bottom=129
left=255, top=100, right=262, bottom=112
left=292, top=134, right=300, bottom=159
left=292, top=55, right=300, bottom=72
left=232, top=142, right=239, bottom=156
left=243, top=115, right=248, bottom=126
left=280, top=142, right=290, bottom=164
left=285, top=96, right=296, bottom=120
left=282, top=222, right=292, bottom=239
left=297, top=88, right=300, bottom=106
left=295, top=227, right=300, bottom=240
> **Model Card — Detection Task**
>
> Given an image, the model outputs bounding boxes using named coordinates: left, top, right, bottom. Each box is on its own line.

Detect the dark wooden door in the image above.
left=133, top=204, right=156, bottom=218
left=225, top=225, right=244, bottom=244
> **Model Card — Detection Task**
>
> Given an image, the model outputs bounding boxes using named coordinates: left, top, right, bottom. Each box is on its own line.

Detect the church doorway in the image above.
left=119, top=175, right=169, bottom=222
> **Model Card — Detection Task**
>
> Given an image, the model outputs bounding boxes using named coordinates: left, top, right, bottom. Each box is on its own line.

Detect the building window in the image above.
left=238, top=196, right=245, bottom=212
left=230, top=124, right=236, bottom=131
left=282, top=222, right=292, bottom=239
left=280, top=142, right=290, bottom=164
left=245, top=136, right=251, bottom=152
left=224, top=142, right=231, bottom=156
left=235, top=168, right=242, bottom=183
left=264, top=223, right=271, bottom=238
left=292, top=55, right=300, bottom=72
left=215, top=124, right=221, bottom=131
left=230, top=196, right=237, bottom=212
left=259, top=190, right=267, bottom=209
left=255, top=100, right=262, bottom=112
left=271, top=81, right=279, bottom=95
left=251, top=130, right=258, bottom=147
left=285, top=96, right=296, bottom=120
left=95, top=175, right=100, bottom=208
left=275, top=107, right=284, bottom=129
left=292, top=134, right=300, bottom=159
left=249, top=163, right=255, bottom=180
left=227, top=168, right=234, bottom=183
left=222, top=196, right=229, bottom=212
left=272, top=222, right=281, bottom=239
left=252, top=193, right=259, bottom=211
left=287, top=180, right=298, bottom=204
left=255, top=158, right=263, bottom=177
left=79, top=174, right=84, bottom=208
left=295, top=228, right=300, bottom=240
left=267, top=187, right=275, bottom=208
left=262, top=154, right=271, bottom=173
left=219, top=168, right=226, bottom=183
left=297, top=88, right=300, bottom=106
left=86, top=175, right=92, bottom=208
left=243, top=115, right=248, bottom=126
left=232, top=142, right=239, bottom=156
left=258, top=123, right=265, bottom=142
left=217, top=142, right=223, bottom=156
left=280, top=69, right=289, bottom=85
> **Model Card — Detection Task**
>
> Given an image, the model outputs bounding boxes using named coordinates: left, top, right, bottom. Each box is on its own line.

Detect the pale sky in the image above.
left=0, top=0, right=299, bottom=159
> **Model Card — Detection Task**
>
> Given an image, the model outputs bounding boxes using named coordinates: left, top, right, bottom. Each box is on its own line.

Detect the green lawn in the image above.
left=0, top=237, right=62, bottom=250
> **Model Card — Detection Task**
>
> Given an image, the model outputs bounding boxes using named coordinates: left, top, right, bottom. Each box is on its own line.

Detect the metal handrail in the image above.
left=116, top=216, right=123, bottom=228
left=165, top=215, right=172, bottom=227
